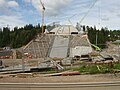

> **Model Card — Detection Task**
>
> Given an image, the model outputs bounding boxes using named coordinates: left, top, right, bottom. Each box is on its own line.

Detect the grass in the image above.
left=113, top=64, right=120, bottom=69
left=71, top=63, right=120, bottom=74
left=41, top=63, right=120, bottom=75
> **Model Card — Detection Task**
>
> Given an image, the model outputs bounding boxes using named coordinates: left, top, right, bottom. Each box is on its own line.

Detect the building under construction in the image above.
left=23, top=25, right=92, bottom=61
left=22, top=0, right=92, bottom=64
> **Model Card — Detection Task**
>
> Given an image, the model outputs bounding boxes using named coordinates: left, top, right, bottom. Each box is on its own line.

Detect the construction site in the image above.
left=23, top=25, right=93, bottom=68
left=1, top=1, right=120, bottom=90
left=0, top=0, right=120, bottom=75
left=0, top=25, right=91, bottom=71
left=0, top=24, right=119, bottom=75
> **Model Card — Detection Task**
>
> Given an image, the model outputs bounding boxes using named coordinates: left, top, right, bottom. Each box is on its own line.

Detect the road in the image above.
left=0, top=81, right=120, bottom=90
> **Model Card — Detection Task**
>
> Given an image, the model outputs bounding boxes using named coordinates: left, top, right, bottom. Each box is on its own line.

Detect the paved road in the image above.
left=0, top=81, right=120, bottom=90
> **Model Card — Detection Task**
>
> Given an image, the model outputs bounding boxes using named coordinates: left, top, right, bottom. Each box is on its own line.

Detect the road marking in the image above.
left=0, top=81, right=120, bottom=88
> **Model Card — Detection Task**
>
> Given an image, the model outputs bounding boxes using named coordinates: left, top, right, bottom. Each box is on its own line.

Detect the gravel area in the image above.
left=0, top=73, right=120, bottom=83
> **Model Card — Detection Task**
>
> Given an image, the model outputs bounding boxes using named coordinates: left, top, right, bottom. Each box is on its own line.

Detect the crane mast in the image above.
left=40, top=0, right=45, bottom=34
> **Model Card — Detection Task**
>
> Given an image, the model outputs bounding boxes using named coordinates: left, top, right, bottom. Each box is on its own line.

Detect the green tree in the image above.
left=2, top=27, right=10, bottom=47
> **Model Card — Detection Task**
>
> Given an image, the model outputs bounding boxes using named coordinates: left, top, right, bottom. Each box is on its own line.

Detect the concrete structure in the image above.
left=49, top=25, right=79, bottom=35
left=23, top=25, right=92, bottom=59
left=70, top=46, right=92, bottom=57
left=49, top=35, right=69, bottom=58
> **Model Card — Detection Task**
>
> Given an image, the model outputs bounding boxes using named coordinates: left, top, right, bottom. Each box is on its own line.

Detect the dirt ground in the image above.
left=0, top=73, right=120, bottom=83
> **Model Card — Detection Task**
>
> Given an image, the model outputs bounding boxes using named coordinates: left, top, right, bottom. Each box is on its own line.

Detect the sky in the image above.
left=0, top=0, right=120, bottom=30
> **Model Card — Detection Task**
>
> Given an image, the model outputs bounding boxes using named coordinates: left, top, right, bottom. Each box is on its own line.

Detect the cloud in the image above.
left=0, top=0, right=120, bottom=30
left=0, top=0, right=19, bottom=15
left=24, top=0, right=31, bottom=3
left=0, top=0, right=27, bottom=30
left=31, top=0, right=71, bottom=16
left=0, top=15, right=27, bottom=29
left=64, top=0, right=120, bottom=29
left=0, top=0, right=6, bottom=6
left=8, top=1, right=19, bottom=7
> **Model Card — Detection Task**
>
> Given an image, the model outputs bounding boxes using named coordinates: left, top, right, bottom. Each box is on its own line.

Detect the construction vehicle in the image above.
left=91, top=44, right=102, bottom=51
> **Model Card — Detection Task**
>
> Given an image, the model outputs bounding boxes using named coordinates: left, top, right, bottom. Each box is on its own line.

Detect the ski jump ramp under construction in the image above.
left=49, top=35, right=69, bottom=58
left=23, top=25, right=92, bottom=59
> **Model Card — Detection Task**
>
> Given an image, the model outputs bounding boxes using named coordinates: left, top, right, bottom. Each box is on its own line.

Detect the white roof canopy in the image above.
left=50, top=25, right=79, bottom=35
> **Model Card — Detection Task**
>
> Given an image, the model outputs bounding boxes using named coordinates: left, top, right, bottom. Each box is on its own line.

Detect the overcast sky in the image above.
left=0, top=0, right=120, bottom=30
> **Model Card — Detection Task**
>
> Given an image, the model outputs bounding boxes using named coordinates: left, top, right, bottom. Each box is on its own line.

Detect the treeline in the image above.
left=0, top=24, right=43, bottom=48
left=0, top=23, right=120, bottom=49
left=85, top=26, right=120, bottom=48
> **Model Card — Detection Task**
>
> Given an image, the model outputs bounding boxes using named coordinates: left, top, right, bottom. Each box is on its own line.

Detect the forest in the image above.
left=0, top=23, right=120, bottom=49
left=86, top=26, right=120, bottom=48
left=0, top=24, right=42, bottom=48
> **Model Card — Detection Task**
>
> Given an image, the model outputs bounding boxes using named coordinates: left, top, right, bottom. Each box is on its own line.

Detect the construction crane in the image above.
left=40, top=0, right=45, bottom=34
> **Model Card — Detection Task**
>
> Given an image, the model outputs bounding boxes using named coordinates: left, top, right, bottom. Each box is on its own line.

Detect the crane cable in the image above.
left=79, top=0, right=99, bottom=24
left=68, top=0, right=99, bottom=25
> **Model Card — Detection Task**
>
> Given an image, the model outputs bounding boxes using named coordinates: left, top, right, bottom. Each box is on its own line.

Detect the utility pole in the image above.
left=40, top=0, right=45, bottom=34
